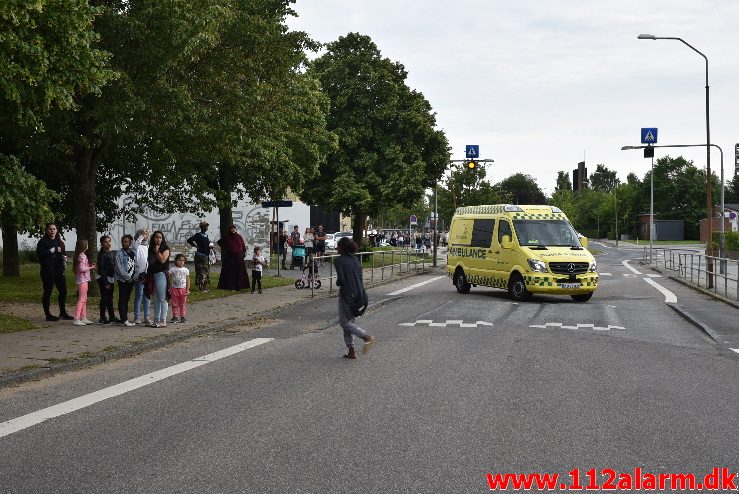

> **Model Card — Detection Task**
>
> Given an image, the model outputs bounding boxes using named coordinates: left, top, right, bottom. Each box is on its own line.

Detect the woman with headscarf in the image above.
left=217, top=224, right=250, bottom=290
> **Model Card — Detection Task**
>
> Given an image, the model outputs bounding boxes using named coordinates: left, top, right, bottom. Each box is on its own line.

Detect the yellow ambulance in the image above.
left=447, top=204, right=597, bottom=302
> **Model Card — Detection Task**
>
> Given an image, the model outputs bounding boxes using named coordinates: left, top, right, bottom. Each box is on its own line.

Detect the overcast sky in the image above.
left=287, top=0, right=739, bottom=194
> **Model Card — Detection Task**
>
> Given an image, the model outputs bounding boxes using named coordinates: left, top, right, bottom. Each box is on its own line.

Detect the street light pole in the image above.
left=650, top=152, right=654, bottom=262
left=638, top=33, right=713, bottom=285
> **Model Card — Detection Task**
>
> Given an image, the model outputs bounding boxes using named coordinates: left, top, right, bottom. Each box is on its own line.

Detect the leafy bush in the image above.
left=714, top=231, right=739, bottom=251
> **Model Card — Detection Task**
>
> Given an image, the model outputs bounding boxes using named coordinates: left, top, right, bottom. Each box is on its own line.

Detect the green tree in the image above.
left=589, top=164, right=620, bottom=192
left=0, top=155, right=59, bottom=275
left=0, top=0, right=114, bottom=275
left=725, top=172, right=739, bottom=204
left=304, top=33, right=450, bottom=244
left=555, top=170, right=572, bottom=192
left=496, top=173, right=546, bottom=205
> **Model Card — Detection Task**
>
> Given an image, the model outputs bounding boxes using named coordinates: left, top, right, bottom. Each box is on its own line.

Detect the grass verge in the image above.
left=0, top=314, right=38, bottom=334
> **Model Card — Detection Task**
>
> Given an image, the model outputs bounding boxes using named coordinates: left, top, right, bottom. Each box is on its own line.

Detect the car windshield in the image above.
left=512, top=220, right=582, bottom=247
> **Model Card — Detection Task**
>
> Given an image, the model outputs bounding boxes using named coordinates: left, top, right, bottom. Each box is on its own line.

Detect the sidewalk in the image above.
left=0, top=263, right=439, bottom=388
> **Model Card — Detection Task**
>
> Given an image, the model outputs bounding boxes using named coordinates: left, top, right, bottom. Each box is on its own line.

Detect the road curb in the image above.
left=664, top=303, right=723, bottom=345
left=643, top=263, right=739, bottom=310
left=0, top=269, right=435, bottom=390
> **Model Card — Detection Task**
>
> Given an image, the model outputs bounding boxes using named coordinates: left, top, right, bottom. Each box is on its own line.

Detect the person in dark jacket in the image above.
left=334, top=237, right=374, bottom=359
left=35, top=223, right=72, bottom=321
left=216, top=225, right=250, bottom=290
left=187, top=221, right=212, bottom=292
left=96, top=235, right=118, bottom=324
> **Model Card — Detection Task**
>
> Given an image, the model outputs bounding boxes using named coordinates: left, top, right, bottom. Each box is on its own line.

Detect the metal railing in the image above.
left=324, top=249, right=433, bottom=295
left=644, top=247, right=739, bottom=301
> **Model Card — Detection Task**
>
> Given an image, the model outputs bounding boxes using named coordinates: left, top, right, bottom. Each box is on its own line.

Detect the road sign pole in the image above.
left=276, top=206, right=280, bottom=277
left=433, top=185, right=438, bottom=268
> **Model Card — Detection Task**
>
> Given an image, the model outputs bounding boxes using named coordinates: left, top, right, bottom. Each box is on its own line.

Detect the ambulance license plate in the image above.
left=560, top=282, right=581, bottom=289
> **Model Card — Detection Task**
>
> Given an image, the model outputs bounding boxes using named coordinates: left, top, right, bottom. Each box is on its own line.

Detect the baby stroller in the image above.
left=295, top=258, right=321, bottom=290
left=290, top=244, right=306, bottom=270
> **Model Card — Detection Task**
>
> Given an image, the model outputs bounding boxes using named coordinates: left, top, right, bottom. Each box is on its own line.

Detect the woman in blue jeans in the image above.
left=147, top=230, right=170, bottom=327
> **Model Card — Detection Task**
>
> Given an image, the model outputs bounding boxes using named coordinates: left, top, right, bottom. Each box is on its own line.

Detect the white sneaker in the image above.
left=73, top=319, right=86, bottom=326
left=133, top=318, right=142, bottom=325
left=82, top=319, right=94, bottom=325
left=122, top=320, right=135, bottom=327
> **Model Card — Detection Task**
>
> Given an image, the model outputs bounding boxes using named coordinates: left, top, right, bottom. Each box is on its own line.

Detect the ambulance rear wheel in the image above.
left=455, top=269, right=471, bottom=294
left=571, top=293, right=593, bottom=302
left=508, top=273, right=531, bottom=301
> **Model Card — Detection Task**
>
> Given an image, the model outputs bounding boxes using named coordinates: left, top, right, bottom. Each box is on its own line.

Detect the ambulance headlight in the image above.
left=528, top=259, right=547, bottom=272
left=590, top=260, right=597, bottom=272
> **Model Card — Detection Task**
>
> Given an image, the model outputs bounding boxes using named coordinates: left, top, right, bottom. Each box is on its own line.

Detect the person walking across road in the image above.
left=133, top=229, right=151, bottom=325
left=169, top=254, right=190, bottom=324
left=72, top=239, right=95, bottom=326
left=96, top=235, right=118, bottom=324
left=334, top=237, right=374, bottom=359
left=36, top=223, right=73, bottom=321
left=217, top=224, right=250, bottom=290
left=187, top=221, right=212, bottom=292
left=114, top=234, right=136, bottom=327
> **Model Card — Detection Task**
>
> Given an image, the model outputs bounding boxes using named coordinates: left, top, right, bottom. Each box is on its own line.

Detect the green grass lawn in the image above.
left=0, top=264, right=293, bottom=305
left=0, top=313, right=38, bottom=334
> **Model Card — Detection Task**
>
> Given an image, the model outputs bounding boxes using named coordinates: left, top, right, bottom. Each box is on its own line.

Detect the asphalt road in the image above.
left=0, top=244, right=736, bottom=493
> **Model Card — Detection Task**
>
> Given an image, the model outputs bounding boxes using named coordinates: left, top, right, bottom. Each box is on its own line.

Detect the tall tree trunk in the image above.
left=73, top=145, right=102, bottom=295
left=217, top=167, right=233, bottom=239
left=1, top=214, right=20, bottom=277
left=352, top=211, right=367, bottom=247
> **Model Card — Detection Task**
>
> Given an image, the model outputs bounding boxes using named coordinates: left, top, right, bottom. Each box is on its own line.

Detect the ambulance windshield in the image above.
left=513, top=220, right=582, bottom=247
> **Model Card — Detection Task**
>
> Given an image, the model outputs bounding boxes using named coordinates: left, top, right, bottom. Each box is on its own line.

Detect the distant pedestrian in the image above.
left=334, top=237, right=374, bottom=359
left=133, top=229, right=151, bottom=325
left=36, top=223, right=73, bottom=321
left=96, top=235, right=117, bottom=324
left=314, top=224, right=326, bottom=265
left=115, top=234, right=136, bottom=327
left=217, top=224, right=250, bottom=290
left=72, top=239, right=95, bottom=326
left=251, top=246, right=266, bottom=294
left=169, top=254, right=190, bottom=324
left=148, top=230, right=171, bottom=327
left=304, top=227, right=315, bottom=257
left=187, top=221, right=212, bottom=292
left=279, top=227, right=288, bottom=269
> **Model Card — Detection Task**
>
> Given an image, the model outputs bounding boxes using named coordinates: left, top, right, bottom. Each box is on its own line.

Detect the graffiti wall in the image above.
left=4, top=196, right=311, bottom=260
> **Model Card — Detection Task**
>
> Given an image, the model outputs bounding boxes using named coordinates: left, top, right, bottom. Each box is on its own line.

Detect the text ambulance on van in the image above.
left=447, top=204, right=597, bottom=302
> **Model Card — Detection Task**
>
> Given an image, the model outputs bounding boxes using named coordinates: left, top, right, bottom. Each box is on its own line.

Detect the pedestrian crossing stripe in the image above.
left=399, top=320, right=494, bottom=328
left=530, top=322, right=625, bottom=331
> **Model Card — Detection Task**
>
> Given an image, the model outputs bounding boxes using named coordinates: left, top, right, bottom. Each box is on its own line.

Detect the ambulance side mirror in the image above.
left=502, top=235, right=511, bottom=249
left=579, top=236, right=588, bottom=249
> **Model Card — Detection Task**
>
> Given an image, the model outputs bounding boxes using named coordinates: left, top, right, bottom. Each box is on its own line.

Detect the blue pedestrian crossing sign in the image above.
left=465, top=145, right=479, bottom=159
left=641, top=128, right=658, bottom=144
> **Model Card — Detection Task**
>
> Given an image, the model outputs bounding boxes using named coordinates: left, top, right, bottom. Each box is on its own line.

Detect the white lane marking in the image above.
left=731, top=349, right=739, bottom=354
left=387, top=276, right=446, bottom=296
left=399, top=320, right=494, bottom=328
left=622, top=259, right=642, bottom=275
left=599, top=273, right=612, bottom=276
left=0, top=338, right=273, bottom=439
left=643, top=278, right=678, bottom=303
left=646, top=273, right=662, bottom=278
left=623, top=274, right=637, bottom=278
left=530, top=322, right=625, bottom=331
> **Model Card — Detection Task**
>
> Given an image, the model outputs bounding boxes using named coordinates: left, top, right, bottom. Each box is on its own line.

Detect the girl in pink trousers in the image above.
left=73, top=239, right=96, bottom=326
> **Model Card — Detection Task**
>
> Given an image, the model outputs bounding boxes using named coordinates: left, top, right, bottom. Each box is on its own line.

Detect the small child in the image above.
left=251, top=247, right=266, bottom=294
left=73, top=239, right=96, bottom=326
left=169, top=254, right=190, bottom=323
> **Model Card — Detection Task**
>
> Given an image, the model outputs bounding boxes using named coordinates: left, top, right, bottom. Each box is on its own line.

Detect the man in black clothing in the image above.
left=187, top=221, right=212, bottom=292
left=36, top=223, right=72, bottom=321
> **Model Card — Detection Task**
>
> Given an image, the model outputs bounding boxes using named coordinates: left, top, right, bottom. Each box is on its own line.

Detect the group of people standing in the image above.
left=272, top=224, right=327, bottom=269
left=37, top=223, right=187, bottom=328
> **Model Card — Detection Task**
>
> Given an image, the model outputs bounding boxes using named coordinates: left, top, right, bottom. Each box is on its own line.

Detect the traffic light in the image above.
left=644, top=145, right=654, bottom=158
left=466, top=160, right=477, bottom=170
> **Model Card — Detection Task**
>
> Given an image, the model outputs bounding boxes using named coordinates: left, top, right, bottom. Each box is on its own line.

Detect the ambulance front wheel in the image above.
left=455, top=269, right=471, bottom=294
left=508, top=273, right=532, bottom=301
left=571, top=293, right=593, bottom=302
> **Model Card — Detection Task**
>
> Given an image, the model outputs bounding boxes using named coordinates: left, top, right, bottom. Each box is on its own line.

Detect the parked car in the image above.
left=325, top=233, right=336, bottom=250
left=331, top=231, right=353, bottom=249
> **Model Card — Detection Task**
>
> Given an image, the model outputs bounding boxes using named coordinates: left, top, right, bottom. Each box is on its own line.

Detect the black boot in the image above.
left=58, top=307, right=74, bottom=320
left=45, top=313, right=59, bottom=321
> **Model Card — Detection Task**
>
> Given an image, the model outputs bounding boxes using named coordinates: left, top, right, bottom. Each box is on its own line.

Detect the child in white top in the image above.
left=169, top=254, right=190, bottom=323
left=251, top=246, right=266, bottom=294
